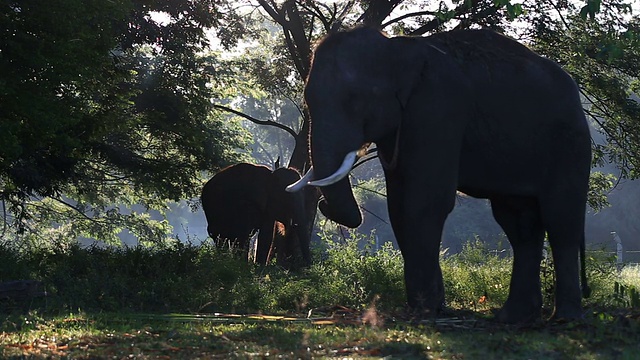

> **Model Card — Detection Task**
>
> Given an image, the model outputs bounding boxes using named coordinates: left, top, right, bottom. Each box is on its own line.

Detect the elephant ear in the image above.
left=326, top=28, right=393, bottom=88
left=337, top=30, right=422, bottom=111
left=390, top=43, right=428, bottom=109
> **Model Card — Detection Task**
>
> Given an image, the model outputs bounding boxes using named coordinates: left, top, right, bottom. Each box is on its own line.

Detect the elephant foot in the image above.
left=549, top=305, right=584, bottom=322
left=404, top=304, right=444, bottom=323
left=407, top=295, right=446, bottom=319
left=494, top=302, right=542, bottom=324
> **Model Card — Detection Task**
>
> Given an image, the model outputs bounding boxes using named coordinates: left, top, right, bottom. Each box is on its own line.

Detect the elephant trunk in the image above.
left=317, top=180, right=362, bottom=228
left=309, top=121, right=364, bottom=228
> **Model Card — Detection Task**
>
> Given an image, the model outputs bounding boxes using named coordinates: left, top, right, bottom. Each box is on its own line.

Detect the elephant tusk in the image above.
left=286, top=168, right=315, bottom=192
left=308, top=150, right=358, bottom=187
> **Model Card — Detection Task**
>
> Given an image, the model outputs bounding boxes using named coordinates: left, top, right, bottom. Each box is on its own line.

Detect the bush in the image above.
left=306, top=230, right=405, bottom=310
left=0, top=240, right=264, bottom=314
left=441, top=239, right=511, bottom=311
left=253, top=230, right=406, bottom=313
left=1, top=234, right=638, bottom=317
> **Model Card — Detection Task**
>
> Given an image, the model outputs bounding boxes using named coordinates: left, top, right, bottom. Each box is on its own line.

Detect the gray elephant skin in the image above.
left=202, top=163, right=311, bottom=267
left=288, top=27, right=591, bottom=323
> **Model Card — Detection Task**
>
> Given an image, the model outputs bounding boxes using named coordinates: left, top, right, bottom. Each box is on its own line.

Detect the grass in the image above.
left=2, top=310, right=639, bottom=359
left=1, top=233, right=640, bottom=358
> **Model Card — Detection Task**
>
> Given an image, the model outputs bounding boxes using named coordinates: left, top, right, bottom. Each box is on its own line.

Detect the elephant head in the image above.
left=287, top=28, right=418, bottom=228
left=288, top=27, right=592, bottom=323
left=201, top=163, right=310, bottom=266
left=266, top=167, right=311, bottom=266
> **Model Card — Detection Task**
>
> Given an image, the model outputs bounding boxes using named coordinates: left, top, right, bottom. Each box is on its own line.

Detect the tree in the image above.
left=525, top=1, right=640, bottom=180
left=0, top=0, right=249, bottom=245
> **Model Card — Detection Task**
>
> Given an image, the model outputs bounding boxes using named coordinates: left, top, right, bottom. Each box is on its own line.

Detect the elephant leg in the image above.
left=385, top=171, right=447, bottom=314
left=271, top=222, right=293, bottom=268
left=540, top=196, right=585, bottom=321
left=255, top=220, right=277, bottom=265
left=401, top=208, right=447, bottom=314
left=491, top=196, right=544, bottom=324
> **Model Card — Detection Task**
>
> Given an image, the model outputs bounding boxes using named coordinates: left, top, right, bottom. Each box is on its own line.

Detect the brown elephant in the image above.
left=202, top=163, right=311, bottom=266
left=288, top=27, right=591, bottom=323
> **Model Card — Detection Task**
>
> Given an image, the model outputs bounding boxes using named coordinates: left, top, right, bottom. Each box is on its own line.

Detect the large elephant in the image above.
left=202, top=163, right=311, bottom=267
left=287, top=27, right=592, bottom=323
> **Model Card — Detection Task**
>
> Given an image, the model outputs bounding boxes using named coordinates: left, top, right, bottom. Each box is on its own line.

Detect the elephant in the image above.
left=287, top=27, right=592, bottom=323
left=202, top=163, right=311, bottom=267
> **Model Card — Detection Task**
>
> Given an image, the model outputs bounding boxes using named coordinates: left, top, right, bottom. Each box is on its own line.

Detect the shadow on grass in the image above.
left=2, top=307, right=639, bottom=359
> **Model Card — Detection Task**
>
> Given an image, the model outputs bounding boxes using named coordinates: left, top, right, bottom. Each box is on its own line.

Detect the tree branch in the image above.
left=409, top=0, right=491, bottom=35
left=213, top=104, right=298, bottom=139
left=50, top=197, right=97, bottom=222
left=359, top=0, right=404, bottom=28
left=381, top=10, right=438, bottom=29
left=284, top=0, right=312, bottom=79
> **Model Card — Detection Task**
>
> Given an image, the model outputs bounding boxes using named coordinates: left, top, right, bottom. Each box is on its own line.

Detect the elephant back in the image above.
left=202, top=163, right=273, bottom=234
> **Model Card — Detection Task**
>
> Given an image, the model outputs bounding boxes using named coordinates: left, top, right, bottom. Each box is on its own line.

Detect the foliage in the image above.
left=525, top=0, right=640, bottom=180
left=3, top=235, right=639, bottom=318
left=308, top=230, right=406, bottom=310
left=0, top=0, right=252, bottom=245
left=0, top=240, right=262, bottom=313
left=612, top=281, right=640, bottom=307
left=442, top=238, right=512, bottom=310
left=2, top=238, right=640, bottom=358
left=588, top=171, right=617, bottom=209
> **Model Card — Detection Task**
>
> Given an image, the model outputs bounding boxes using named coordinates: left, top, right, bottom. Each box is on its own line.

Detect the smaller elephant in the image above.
left=201, top=163, right=311, bottom=266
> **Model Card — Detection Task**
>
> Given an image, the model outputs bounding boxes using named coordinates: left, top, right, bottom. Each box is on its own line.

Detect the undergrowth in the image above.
left=1, top=232, right=638, bottom=317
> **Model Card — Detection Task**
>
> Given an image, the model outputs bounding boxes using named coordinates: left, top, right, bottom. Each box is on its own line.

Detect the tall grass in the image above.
left=441, top=239, right=511, bottom=311
left=1, top=234, right=638, bottom=316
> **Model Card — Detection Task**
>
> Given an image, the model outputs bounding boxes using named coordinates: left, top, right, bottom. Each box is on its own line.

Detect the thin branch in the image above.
left=299, top=1, right=333, bottom=31
left=335, top=1, right=356, bottom=28
left=546, top=0, right=573, bottom=30
left=381, top=10, right=438, bottom=29
left=409, top=0, right=487, bottom=35
left=353, top=183, right=386, bottom=198
left=359, top=204, right=389, bottom=225
left=272, top=86, right=304, bottom=131
left=580, top=89, right=623, bottom=147
left=213, top=104, right=298, bottom=139
left=1, top=198, right=6, bottom=240
left=50, top=197, right=96, bottom=222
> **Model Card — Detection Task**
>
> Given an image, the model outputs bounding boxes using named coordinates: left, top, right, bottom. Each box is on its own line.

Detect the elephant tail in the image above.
left=580, top=234, right=591, bottom=299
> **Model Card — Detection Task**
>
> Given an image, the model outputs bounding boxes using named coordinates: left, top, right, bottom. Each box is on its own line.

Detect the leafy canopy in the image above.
left=0, top=0, right=248, bottom=245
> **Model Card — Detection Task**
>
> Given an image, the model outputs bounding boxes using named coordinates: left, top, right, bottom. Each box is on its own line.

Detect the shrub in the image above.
left=2, top=233, right=638, bottom=317
left=441, top=239, right=511, bottom=311
left=265, top=230, right=406, bottom=312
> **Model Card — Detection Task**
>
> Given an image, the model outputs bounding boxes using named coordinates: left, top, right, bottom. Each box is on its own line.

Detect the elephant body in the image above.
left=290, top=28, right=591, bottom=323
left=202, top=163, right=310, bottom=266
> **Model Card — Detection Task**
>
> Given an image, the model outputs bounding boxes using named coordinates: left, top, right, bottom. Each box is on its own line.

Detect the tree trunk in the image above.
left=288, top=112, right=319, bottom=262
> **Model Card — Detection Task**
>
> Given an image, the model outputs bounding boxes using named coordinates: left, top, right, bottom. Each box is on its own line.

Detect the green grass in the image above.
left=2, top=310, right=639, bottom=359
left=1, top=234, right=640, bottom=358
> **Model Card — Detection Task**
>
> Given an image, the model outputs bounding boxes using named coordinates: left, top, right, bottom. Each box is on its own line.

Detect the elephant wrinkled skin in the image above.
left=289, top=28, right=591, bottom=323
left=202, top=163, right=311, bottom=267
